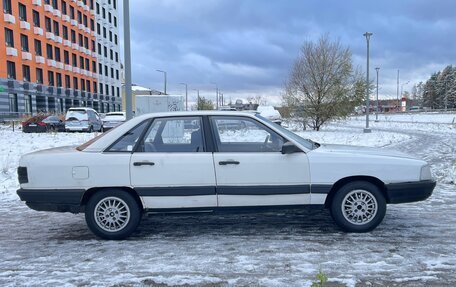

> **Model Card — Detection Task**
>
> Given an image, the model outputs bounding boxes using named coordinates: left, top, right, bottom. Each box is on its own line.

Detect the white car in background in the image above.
left=257, top=105, right=282, bottom=125
left=65, top=107, right=103, bottom=132
left=102, top=112, right=126, bottom=131
left=17, top=111, right=435, bottom=239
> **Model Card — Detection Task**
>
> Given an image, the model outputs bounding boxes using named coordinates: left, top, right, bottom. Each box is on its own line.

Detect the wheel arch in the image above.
left=324, top=176, right=389, bottom=208
left=81, top=186, right=144, bottom=210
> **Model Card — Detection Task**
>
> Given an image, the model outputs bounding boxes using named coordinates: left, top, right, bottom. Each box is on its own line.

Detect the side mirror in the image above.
left=281, top=141, right=302, bottom=154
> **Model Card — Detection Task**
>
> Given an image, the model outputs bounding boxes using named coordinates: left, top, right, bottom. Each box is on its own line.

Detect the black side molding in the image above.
left=385, top=180, right=436, bottom=204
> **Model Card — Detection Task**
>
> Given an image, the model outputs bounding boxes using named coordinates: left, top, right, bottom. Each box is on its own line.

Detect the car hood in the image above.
left=315, top=144, right=418, bottom=160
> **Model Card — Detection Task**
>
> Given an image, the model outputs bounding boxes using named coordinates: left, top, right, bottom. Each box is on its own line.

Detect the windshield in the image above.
left=255, top=114, right=318, bottom=150
left=65, top=110, right=87, bottom=120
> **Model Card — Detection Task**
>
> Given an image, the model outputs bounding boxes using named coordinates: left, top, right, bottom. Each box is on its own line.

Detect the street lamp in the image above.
left=211, top=82, right=219, bottom=110
left=180, top=83, right=188, bottom=111
left=123, top=0, right=133, bottom=120
left=156, top=70, right=167, bottom=95
left=363, top=32, right=373, bottom=133
left=193, top=89, right=200, bottom=110
left=375, top=67, right=380, bottom=122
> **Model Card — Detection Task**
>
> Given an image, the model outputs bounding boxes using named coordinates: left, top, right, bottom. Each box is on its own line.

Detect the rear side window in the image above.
left=106, top=120, right=150, bottom=152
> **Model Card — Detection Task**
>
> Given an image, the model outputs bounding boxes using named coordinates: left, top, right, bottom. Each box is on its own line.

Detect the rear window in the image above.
left=66, top=110, right=88, bottom=121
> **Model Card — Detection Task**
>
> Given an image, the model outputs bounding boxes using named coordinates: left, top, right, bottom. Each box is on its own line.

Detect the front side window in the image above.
left=106, top=120, right=150, bottom=152
left=211, top=116, right=284, bottom=152
left=138, top=117, right=204, bottom=153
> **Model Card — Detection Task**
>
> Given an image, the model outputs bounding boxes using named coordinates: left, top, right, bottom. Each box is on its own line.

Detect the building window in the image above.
left=62, top=25, right=68, bottom=39
left=110, top=67, right=114, bottom=79
left=103, top=46, right=107, bottom=57
left=48, top=71, right=55, bottom=86
left=64, top=50, right=69, bottom=64
left=78, top=34, right=83, bottom=46
left=92, top=61, right=96, bottom=73
left=117, top=87, right=120, bottom=97
left=45, top=17, right=52, bottom=33
left=53, top=21, right=60, bottom=36
left=61, top=0, right=67, bottom=14
left=91, top=40, right=95, bottom=52
left=79, top=56, right=84, bottom=69
left=114, top=16, right=117, bottom=27
left=97, top=43, right=101, bottom=55
left=84, top=36, right=88, bottom=49
left=46, top=44, right=53, bottom=59
left=65, top=75, right=70, bottom=88
left=25, top=95, right=32, bottom=114
left=83, top=14, right=87, bottom=27
left=54, top=46, right=61, bottom=62
left=22, top=65, right=31, bottom=81
left=72, top=53, right=77, bottom=66
left=7, top=61, right=16, bottom=79
left=108, top=12, right=111, bottom=23
left=80, top=79, right=85, bottom=91
left=102, top=7, right=105, bottom=18
left=9, top=94, right=18, bottom=113
left=90, top=19, right=94, bottom=31
left=56, top=72, right=62, bottom=87
left=33, top=10, right=40, bottom=27
left=86, top=80, right=91, bottom=92
left=99, top=83, right=103, bottom=94
left=36, top=68, right=43, bottom=84
left=5, top=28, right=14, bottom=47
left=114, top=34, right=118, bottom=45
left=20, top=34, right=29, bottom=52
left=85, top=58, right=89, bottom=71
left=34, top=39, right=42, bottom=56
left=113, top=0, right=116, bottom=9
left=104, top=65, right=108, bottom=76
left=18, top=3, right=27, bottom=21
left=71, top=29, right=76, bottom=43
left=97, top=23, right=100, bottom=35
left=70, top=6, right=75, bottom=19
left=77, top=11, right=82, bottom=24
left=96, top=2, right=99, bottom=14
left=105, top=84, right=109, bottom=95
left=52, top=0, right=58, bottom=9
left=98, top=63, right=102, bottom=74
left=103, top=27, right=106, bottom=38
left=110, top=49, right=113, bottom=60
left=3, top=0, right=12, bottom=14
left=73, top=77, right=78, bottom=90
left=93, top=81, right=97, bottom=93
left=111, top=86, right=115, bottom=97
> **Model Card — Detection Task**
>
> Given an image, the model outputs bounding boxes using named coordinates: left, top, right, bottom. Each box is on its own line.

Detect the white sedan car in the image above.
left=17, top=111, right=435, bottom=239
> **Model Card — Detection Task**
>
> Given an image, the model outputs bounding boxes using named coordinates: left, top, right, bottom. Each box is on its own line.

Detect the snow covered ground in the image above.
left=0, top=113, right=455, bottom=286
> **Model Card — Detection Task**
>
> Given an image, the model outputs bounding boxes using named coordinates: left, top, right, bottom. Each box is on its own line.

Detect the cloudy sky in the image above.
left=122, top=0, right=456, bottom=105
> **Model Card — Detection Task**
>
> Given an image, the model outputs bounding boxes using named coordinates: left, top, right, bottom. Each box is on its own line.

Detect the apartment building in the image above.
left=0, top=0, right=121, bottom=116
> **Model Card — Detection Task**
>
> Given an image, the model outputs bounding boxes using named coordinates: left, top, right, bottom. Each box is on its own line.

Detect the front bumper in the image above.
left=385, top=180, right=436, bottom=204
left=17, top=188, right=85, bottom=213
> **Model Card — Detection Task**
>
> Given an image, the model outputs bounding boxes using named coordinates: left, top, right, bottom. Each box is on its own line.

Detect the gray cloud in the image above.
left=122, top=0, right=456, bottom=104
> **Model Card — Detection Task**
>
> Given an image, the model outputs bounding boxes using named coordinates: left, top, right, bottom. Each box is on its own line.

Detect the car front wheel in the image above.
left=85, top=189, right=142, bottom=240
left=330, top=181, right=386, bottom=232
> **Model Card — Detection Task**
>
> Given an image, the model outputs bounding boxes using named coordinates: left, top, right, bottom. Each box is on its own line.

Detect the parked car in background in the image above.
left=22, top=114, right=65, bottom=133
left=257, top=106, right=283, bottom=125
left=17, top=111, right=435, bottom=240
left=102, top=112, right=126, bottom=131
left=65, top=108, right=103, bottom=132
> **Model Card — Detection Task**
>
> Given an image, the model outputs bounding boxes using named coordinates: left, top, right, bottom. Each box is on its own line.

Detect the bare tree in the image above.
left=283, top=35, right=365, bottom=131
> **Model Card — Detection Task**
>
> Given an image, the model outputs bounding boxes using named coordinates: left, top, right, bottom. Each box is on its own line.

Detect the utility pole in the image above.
left=180, top=83, right=188, bottom=111
left=123, top=0, right=133, bottom=120
left=363, top=32, right=373, bottom=133
left=156, top=70, right=167, bottom=95
left=396, top=69, right=400, bottom=112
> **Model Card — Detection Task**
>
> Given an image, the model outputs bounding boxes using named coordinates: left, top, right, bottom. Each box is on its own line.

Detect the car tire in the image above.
left=88, top=125, right=93, bottom=133
left=85, top=189, right=142, bottom=240
left=330, top=181, right=386, bottom=232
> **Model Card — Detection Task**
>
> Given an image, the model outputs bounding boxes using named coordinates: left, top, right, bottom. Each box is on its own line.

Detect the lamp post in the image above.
left=211, top=82, right=219, bottom=110
left=156, top=70, right=167, bottom=95
left=396, top=69, right=400, bottom=111
left=375, top=67, right=380, bottom=122
left=363, top=32, right=373, bottom=133
left=400, top=80, right=410, bottom=112
left=123, top=0, right=133, bottom=120
left=180, top=83, right=188, bottom=111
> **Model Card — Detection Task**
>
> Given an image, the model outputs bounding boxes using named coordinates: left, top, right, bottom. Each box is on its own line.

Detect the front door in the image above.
left=210, top=116, right=311, bottom=207
left=130, top=116, right=217, bottom=209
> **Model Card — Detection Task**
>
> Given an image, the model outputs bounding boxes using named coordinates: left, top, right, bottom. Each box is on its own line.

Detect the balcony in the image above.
left=44, top=4, right=53, bottom=13
left=77, top=1, right=83, bottom=7
left=85, top=27, right=90, bottom=34
left=54, top=36, right=63, bottom=43
left=81, top=70, right=87, bottom=76
left=33, top=27, right=43, bottom=35
left=62, top=15, right=70, bottom=22
left=22, top=52, right=32, bottom=61
left=71, top=43, right=79, bottom=50
left=6, top=47, right=18, bottom=57
left=4, top=14, right=16, bottom=24
left=91, top=31, right=96, bottom=37
left=20, top=21, right=31, bottom=30
left=73, top=67, right=80, bottom=74
left=90, top=9, right=95, bottom=15
left=53, top=10, right=61, bottom=17
left=63, top=40, right=71, bottom=47
left=87, top=71, right=92, bottom=77
left=91, top=52, right=97, bottom=58
left=47, top=59, right=56, bottom=67
left=36, top=56, right=45, bottom=64
left=65, top=64, right=72, bottom=71
left=70, top=19, right=77, bottom=26
left=84, top=4, right=90, bottom=11
left=45, top=32, right=55, bottom=40
left=78, top=23, right=85, bottom=30
left=32, top=0, right=42, bottom=6
left=56, top=62, right=64, bottom=69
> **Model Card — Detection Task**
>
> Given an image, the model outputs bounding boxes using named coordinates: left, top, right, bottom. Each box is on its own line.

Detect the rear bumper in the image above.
left=17, top=188, right=85, bottom=213
left=385, top=180, right=436, bottom=204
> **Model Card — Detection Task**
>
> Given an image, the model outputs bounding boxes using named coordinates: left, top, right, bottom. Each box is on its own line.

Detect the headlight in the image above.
left=420, top=165, right=432, bottom=180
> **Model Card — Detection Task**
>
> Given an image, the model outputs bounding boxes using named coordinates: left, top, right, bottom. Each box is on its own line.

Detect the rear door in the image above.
left=210, top=116, right=311, bottom=207
left=129, top=116, right=217, bottom=209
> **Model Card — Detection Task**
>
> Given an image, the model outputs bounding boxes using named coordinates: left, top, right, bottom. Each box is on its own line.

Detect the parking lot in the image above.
left=0, top=116, right=455, bottom=286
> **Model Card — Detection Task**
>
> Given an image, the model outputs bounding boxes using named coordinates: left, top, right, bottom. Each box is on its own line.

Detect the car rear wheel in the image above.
left=330, top=181, right=386, bottom=232
left=88, top=125, right=93, bottom=133
left=85, top=189, right=142, bottom=240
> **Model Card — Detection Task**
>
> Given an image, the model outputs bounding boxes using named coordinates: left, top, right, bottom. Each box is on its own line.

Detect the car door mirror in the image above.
left=281, top=142, right=301, bottom=154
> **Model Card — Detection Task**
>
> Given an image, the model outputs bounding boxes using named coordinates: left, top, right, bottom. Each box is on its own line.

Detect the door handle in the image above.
left=219, top=160, right=240, bottom=165
left=133, top=161, right=155, bottom=166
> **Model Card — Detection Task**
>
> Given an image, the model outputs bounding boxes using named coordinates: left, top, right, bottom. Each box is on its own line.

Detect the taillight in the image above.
left=37, top=122, right=46, bottom=126
left=18, top=167, right=28, bottom=184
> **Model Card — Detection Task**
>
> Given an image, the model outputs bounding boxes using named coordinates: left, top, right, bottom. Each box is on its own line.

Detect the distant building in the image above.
left=121, top=84, right=164, bottom=112
left=0, top=0, right=122, bottom=115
